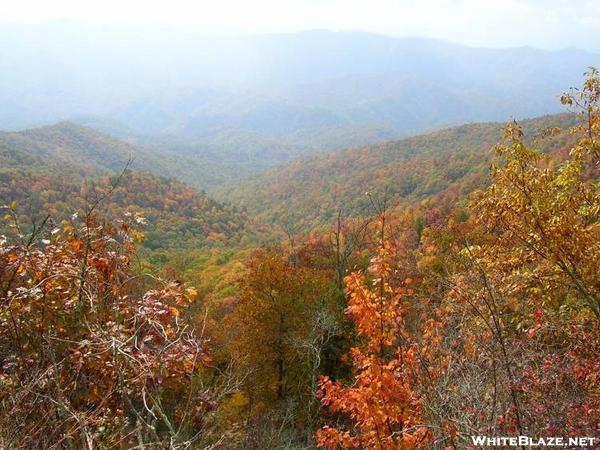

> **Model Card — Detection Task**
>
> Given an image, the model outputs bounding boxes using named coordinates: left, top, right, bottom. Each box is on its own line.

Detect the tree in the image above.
left=316, top=216, right=430, bottom=450
left=226, top=246, right=339, bottom=443
left=413, top=69, right=600, bottom=444
left=472, top=67, right=600, bottom=320
left=0, top=212, right=217, bottom=448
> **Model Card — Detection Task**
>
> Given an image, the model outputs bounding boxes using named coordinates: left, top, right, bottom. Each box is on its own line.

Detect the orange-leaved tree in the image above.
left=316, top=216, right=430, bottom=450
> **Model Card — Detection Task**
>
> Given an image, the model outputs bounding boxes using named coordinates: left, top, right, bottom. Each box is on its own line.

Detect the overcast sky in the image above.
left=2, top=0, right=600, bottom=52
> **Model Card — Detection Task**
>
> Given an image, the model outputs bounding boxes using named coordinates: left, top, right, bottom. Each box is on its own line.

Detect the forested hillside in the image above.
left=0, top=121, right=252, bottom=190
left=220, top=113, right=578, bottom=228
left=0, top=127, right=272, bottom=256
left=3, top=120, right=379, bottom=191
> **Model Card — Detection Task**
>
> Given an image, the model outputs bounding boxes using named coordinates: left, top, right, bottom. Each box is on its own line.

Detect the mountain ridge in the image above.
left=1, top=28, right=597, bottom=160
left=216, top=112, right=579, bottom=228
left=0, top=122, right=273, bottom=255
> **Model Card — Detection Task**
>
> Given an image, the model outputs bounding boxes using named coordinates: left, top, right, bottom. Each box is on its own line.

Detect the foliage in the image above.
left=316, top=218, right=430, bottom=449
left=1, top=65, right=599, bottom=449
left=222, top=246, right=342, bottom=444
left=414, top=69, right=600, bottom=445
left=0, top=212, right=224, bottom=448
left=220, top=114, right=578, bottom=230
left=315, top=70, right=600, bottom=448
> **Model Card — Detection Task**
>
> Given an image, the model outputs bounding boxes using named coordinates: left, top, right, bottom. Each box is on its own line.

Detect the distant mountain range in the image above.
left=2, top=109, right=578, bottom=234
left=1, top=26, right=598, bottom=172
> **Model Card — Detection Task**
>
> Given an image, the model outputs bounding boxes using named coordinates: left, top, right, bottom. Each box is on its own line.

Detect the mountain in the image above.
left=217, top=113, right=579, bottom=229
left=0, top=121, right=287, bottom=191
left=74, top=117, right=403, bottom=189
left=1, top=26, right=598, bottom=165
left=0, top=123, right=271, bottom=254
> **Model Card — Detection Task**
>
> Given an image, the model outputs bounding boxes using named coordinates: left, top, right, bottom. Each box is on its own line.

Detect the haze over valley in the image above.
left=2, top=25, right=599, bottom=189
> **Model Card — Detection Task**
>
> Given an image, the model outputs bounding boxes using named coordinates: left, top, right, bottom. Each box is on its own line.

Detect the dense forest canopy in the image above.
left=219, top=113, right=579, bottom=228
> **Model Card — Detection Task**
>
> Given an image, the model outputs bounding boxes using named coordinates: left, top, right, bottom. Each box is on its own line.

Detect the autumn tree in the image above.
left=414, top=69, right=600, bottom=444
left=473, top=113, right=599, bottom=318
left=465, top=68, right=600, bottom=436
left=225, top=246, right=340, bottom=445
left=316, top=215, right=431, bottom=450
left=0, top=210, right=220, bottom=448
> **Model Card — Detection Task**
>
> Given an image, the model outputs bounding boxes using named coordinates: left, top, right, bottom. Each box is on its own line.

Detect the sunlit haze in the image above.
left=2, top=0, right=600, bottom=50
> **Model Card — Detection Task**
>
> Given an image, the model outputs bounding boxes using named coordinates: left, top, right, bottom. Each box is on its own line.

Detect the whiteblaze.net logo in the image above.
left=470, top=435, right=598, bottom=447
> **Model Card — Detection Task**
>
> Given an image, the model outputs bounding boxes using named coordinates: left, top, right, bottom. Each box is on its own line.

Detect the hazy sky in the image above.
left=2, top=0, right=600, bottom=51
